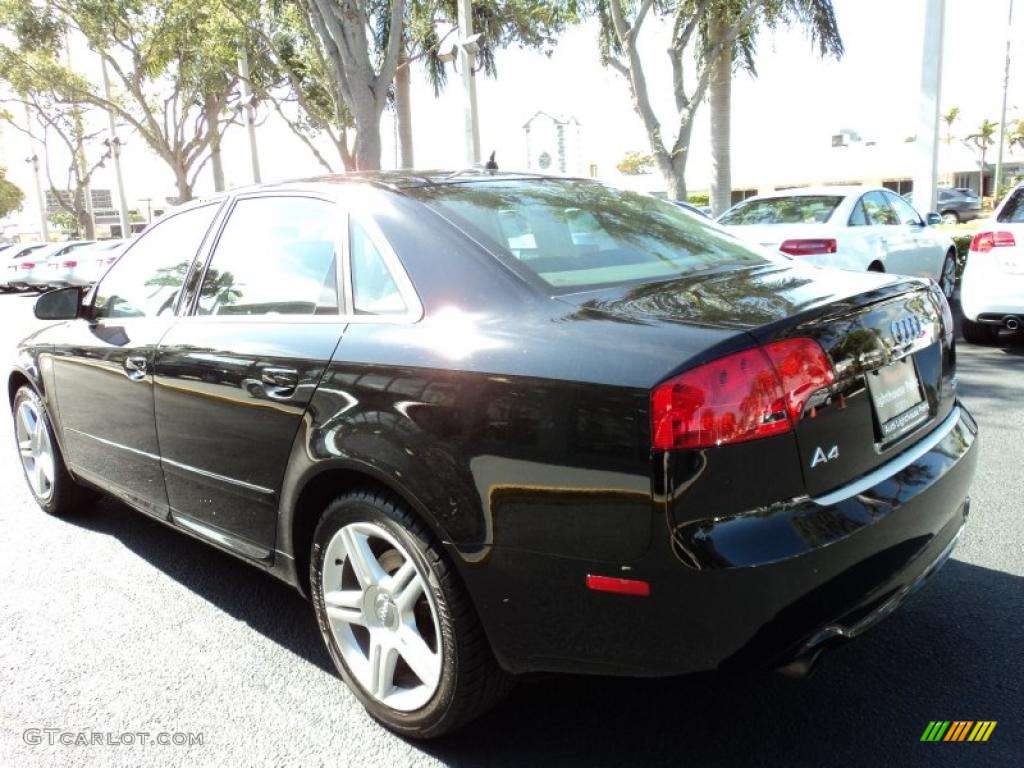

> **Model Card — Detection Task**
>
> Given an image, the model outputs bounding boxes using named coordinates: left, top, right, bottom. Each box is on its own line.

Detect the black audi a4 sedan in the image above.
left=10, top=172, right=977, bottom=737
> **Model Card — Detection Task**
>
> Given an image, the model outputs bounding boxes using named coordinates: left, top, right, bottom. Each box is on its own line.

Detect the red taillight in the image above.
left=779, top=238, right=837, bottom=256
left=651, top=339, right=834, bottom=450
left=104, top=257, right=117, bottom=265
left=21, top=262, right=34, bottom=269
left=62, top=260, right=77, bottom=268
left=585, top=574, right=651, bottom=596
left=970, top=231, right=1016, bottom=252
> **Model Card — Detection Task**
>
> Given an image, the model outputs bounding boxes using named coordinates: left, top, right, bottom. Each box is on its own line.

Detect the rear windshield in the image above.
left=719, top=195, right=842, bottom=225
left=997, top=188, right=1024, bottom=223
left=412, top=180, right=768, bottom=291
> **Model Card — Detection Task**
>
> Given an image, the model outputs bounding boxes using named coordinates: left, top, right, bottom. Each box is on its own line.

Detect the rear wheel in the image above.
left=941, top=211, right=960, bottom=225
left=961, top=318, right=998, bottom=344
left=939, top=250, right=957, bottom=300
left=12, top=386, right=96, bottom=515
left=868, top=261, right=885, bottom=273
left=310, top=489, right=511, bottom=738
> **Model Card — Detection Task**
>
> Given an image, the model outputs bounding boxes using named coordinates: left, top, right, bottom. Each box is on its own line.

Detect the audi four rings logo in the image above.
left=891, top=315, right=923, bottom=346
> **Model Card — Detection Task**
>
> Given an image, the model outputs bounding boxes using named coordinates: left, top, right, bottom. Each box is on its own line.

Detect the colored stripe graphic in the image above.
left=920, top=721, right=996, bottom=742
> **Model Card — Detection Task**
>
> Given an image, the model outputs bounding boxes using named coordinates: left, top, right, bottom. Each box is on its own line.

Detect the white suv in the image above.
left=960, top=184, right=1024, bottom=344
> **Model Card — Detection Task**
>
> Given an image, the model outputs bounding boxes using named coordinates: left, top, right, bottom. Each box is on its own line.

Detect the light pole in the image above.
left=456, top=0, right=481, bottom=165
left=23, top=104, right=48, bottom=241
left=238, top=46, right=261, bottom=184
left=101, top=56, right=132, bottom=239
left=994, top=0, right=1015, bottom=201
left=913, top=0, right=945, bottom=215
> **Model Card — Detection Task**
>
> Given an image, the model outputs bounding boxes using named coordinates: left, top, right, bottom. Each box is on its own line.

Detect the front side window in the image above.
left=862, top=192, right=897, bottom=226
left=996, top=188, right=1024, bottom=223
left=415, top=180, right=769, bottom=291
left=197, top=197, right=339, bottom=316
left=93, top=204, right=219, bottom=319
left=885, top=191, right=923, bottom=226
left=718, top=196, right=842, bottom=225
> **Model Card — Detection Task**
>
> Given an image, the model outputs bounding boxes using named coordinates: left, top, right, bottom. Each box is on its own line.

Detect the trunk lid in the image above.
left=557, top=262, right=956, bottom=497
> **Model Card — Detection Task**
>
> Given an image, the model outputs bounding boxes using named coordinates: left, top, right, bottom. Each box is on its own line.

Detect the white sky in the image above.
left=1, top=0, right=1021, bottom=236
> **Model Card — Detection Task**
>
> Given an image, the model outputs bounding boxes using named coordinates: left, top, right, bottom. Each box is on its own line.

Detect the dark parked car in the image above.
left=906, top=187, right=983, bottom=224
left=10, top=173, right=977, bottom=738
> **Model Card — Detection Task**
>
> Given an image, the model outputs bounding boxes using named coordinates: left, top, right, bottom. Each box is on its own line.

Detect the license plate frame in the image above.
left=867, top=357, right=929, bottom=441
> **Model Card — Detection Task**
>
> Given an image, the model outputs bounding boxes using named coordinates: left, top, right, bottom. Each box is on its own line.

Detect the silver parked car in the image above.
left=20, top=241, right=95, bottom=291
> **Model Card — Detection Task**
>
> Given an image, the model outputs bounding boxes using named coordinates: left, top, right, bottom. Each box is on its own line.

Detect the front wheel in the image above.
left=12, top=386, right=96, bottom=515
left=939, top=251, right=957, bottom=300
left=961, top=317, right=998, bottom=344
left=310, top=490, right=512, bottom=738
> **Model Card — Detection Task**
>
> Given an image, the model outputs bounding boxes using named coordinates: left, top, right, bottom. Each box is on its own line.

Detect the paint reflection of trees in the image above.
left=144, top=262, right=241, bottom=314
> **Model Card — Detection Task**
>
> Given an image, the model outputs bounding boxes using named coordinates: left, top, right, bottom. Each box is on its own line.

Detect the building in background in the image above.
left=523, top=112, right=583, bottom=175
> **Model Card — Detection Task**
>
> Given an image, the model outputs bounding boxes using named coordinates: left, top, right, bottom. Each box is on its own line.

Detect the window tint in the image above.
left=848, top=199, right=868, bottom=226
left=197, top=197, right=338, bottom=316
left=350, top=219, right=407, bottom=315
left=415, top=180, right=768, bottom=291
left=862, top=192, right=897, bottom=226
left=885, top=191, right=922, bottom=225
left=93, top=204, right=218, bottom=319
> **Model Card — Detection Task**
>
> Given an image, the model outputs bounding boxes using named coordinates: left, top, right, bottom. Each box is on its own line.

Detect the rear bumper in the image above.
left=464, top=403, right=978, bottom=677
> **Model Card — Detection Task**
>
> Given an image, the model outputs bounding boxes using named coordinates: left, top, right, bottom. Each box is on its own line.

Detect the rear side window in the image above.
left=719, top=196, right=842, bottom=225
left=415, top=180, right=768, bottom=291
left=93, top=204, right=219, bottom=319
left=997, top=188, right=1024, bottom=223
left=197, top=197, right=339, bottom=316
left=350, top=220, right=406, bottom=315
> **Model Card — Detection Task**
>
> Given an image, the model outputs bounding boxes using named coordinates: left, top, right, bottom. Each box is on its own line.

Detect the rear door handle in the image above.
left=259, top=367, right=299, bottom=398
left=124, top=355, right=148, bottom=380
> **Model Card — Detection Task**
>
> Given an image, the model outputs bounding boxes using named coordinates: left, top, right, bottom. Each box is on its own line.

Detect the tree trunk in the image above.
left=662, top=154, right=687, bottom=201
left=173, top=163, right=193, bottom=203
left=206, top=94, right=226, bottom=192
left=76, top=205, right=95, bottom=240
left=708, top=16, right=733, bottom=217
left=395, top=51, right=414, bottom=169
left=351, top=97, right=383, bottom=171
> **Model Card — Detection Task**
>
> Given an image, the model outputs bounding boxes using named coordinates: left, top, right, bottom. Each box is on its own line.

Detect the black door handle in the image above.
left=124, top=355, right=148, bottom=380
left=259, top=367, right=299, bottom=398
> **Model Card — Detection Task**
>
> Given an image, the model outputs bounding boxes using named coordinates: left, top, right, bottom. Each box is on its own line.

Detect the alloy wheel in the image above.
left=16, top=399, right=55, bottom=501
left=321, top=521, right=442, bottom=711
left=941, top=212, right=959, bottom=225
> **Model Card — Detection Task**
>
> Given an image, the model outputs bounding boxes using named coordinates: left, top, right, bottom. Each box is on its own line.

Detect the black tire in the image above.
left=961, top=318, right=998, bottom=345
left=868, top=261, right=885, bottom=273
left=941, top=211, right=960, bottom=225
left=310, top=489, right=512, bottom=738
left=12, top=385, right=97, bottom=515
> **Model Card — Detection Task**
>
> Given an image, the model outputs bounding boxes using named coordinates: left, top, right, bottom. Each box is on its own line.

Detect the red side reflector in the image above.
left=586, top=574, right=650, bottom=597
left=62, top=260, right=77, bottom=268
left=970, top=231, right=1016, bottom=252
left=779, top=238, right=837, bottom=256
left=651, top=338, right=834, bottom=450
left=21, top=262, right=34, bottom=269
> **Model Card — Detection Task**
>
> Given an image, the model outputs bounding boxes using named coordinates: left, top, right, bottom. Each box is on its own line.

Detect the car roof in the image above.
left=742, top=185, right=873, bottom=200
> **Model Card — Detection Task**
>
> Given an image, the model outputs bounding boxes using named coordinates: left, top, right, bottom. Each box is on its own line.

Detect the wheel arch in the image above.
left=282, top=460, right=452, bottom=599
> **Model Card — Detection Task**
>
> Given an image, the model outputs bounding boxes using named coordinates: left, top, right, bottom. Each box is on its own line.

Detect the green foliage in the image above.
left=0, top=166, right=24, bottom=218
left=967, top=119, right=999, bottom=152
left=687, top=192, right=710, bottom=206
left=48, top=210, right=77, bottom=235
left=616, top=150, right=653, bottom=175
left=950, top=233, right=973, bottom=279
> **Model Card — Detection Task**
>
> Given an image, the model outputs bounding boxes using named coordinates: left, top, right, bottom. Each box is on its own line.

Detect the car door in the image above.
left=50, top=202, right=223, bottom=518
left=857, top=190, right=917, bottom=274
left=152, top=194, right=347, bottom=560
left=884, top=190, right=945, bottom=280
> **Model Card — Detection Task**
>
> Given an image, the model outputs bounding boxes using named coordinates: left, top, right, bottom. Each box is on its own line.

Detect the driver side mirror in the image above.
left=34, top=286, right=84, bottom=321
left=925, top=212, right=943, bottom=226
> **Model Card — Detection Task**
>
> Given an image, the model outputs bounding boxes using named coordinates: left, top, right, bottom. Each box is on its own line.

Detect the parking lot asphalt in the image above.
left=0, top=291, right=1020, bottom=768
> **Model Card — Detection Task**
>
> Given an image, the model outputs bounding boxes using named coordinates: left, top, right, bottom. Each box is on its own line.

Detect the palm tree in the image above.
left=706, top=1, right=844, bottom=217
left=966, top=119, right=999, bottom=198
left=942, top=106, right=960, bottom=144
